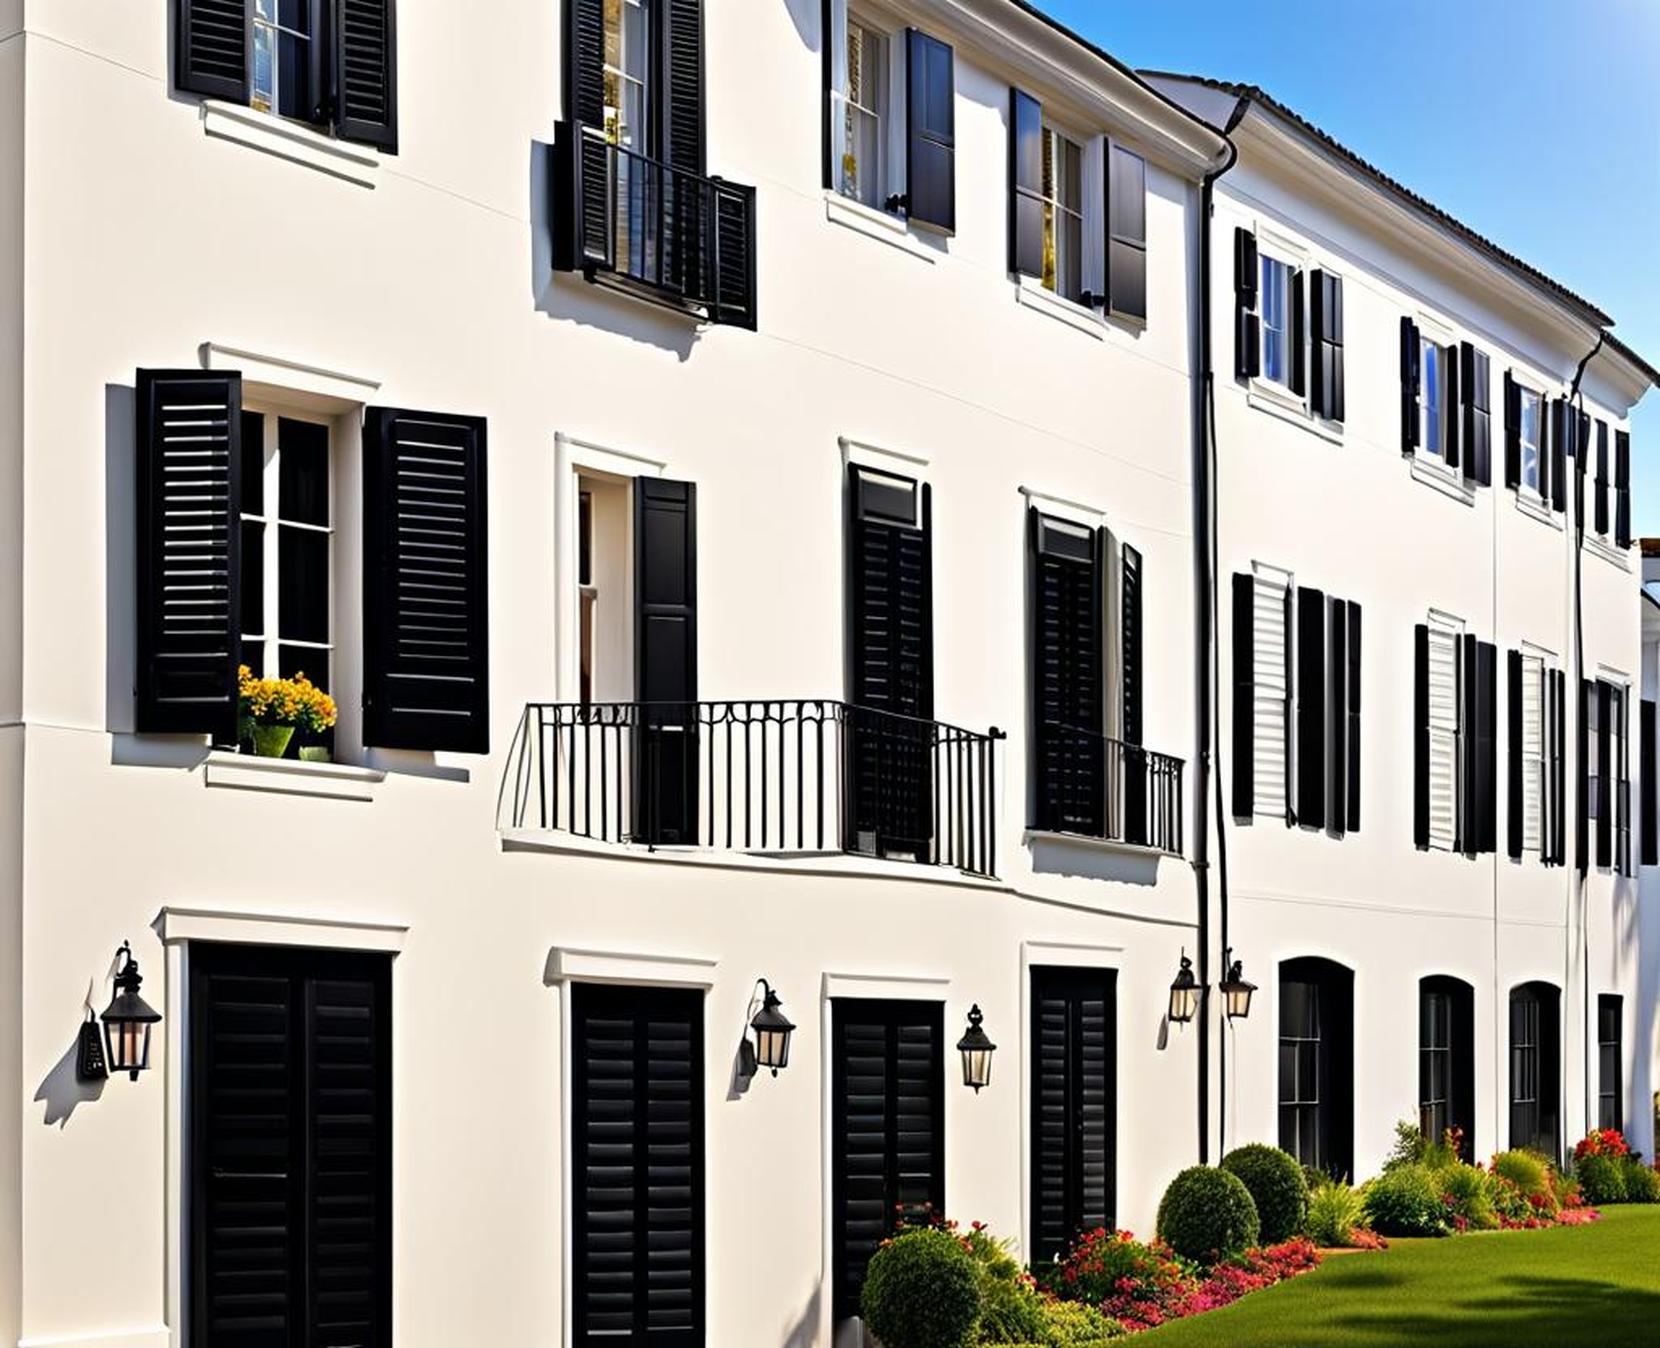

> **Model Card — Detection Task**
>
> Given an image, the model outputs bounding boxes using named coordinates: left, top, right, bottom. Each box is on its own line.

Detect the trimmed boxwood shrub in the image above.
left=1362, top=1164, right=1447, bottom=1237
left=860, top=1228, right=981, bottom=1348
left=1624, top=1161, right=1660, bottom=1203
left=1157, top=1165, right=1260, bottom=1263
left=1575, top=1151, right=1628, bottom=1205
left=1221, top=1143, right=1308, bottom=1242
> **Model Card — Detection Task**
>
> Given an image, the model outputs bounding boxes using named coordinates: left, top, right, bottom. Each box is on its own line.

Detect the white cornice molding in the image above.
left=154, top=905, right=408, bottom=952
left=543, top=946, right=719, bottom=987
left=201, top=341, right=381, bottom=411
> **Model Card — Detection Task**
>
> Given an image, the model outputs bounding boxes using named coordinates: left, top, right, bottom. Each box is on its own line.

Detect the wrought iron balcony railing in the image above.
left=1030, top=722, right=1185, bottom=856
left=554, top=123, right=756, bottom=329
left=501, top=700, right=1004, bottom=877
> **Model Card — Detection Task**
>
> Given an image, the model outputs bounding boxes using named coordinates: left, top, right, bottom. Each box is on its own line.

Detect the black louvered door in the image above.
left=1028, top=512, right=1103, bottom=835
left=190, top=943, right=391, bottom=1348
left=572, top=984, right=704, bottom=1346
left=1029, top=967, right=1116, bottom=1265
left=136, top=369, right=244, bottom=741
left=634, top=478, right=699, bottom=845
left=831, top=999, right=943, bottom=1322
left=363, top=407, right=489, bottom=753
left=847, top=466, right=934, bottom=860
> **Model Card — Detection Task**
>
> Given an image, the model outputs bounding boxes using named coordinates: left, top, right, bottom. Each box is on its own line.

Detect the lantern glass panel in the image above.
left=961, top=1047, right=993, bottom=1090
left=756, top=1025, right=790, bottom=1072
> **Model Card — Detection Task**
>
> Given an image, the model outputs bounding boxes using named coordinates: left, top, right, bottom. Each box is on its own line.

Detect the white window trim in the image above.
left=201, top=99, right=381, bottom=188
left=1512, top=376, right=1548, bottom=509
left=826, top=2, right=912, bottom=231
left=1249, top=228, right=1308, bottom=413
left=1585, top=531, right=1633, bottom=572
left=1016, top=272, right=1105, bottom=338
left=1409, top=315, right=1476, bottom=503
left=1425, top=609, right=1465, bottom=853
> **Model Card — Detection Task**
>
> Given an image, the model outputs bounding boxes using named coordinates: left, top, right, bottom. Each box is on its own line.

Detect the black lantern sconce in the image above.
left=1219, top=949, right=1258, bottom=1021
left=100, top=942, right=162, bottom=1080
left=1167, top=950, right=1200, bottom=1026
left=745, top=979, right=795, bottom=1078
left=956, top=1004, right=996, bottom=1092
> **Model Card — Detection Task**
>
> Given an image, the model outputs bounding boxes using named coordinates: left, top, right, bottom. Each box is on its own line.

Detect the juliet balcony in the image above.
left=1028, top=722, right=1186, bottom=857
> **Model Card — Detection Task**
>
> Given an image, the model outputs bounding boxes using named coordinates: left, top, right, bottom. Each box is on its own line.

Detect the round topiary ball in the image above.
left=1221, top=1143, right=1309, bottom=1243
left=1157, top=1165, right=1261, bottom=1263
left=860, top=1227, right=981, bottom=1348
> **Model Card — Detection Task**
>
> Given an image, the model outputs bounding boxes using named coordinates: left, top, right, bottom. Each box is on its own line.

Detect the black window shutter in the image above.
left=562, top=0, right=612, bottom=271
left=1296, top=587, right=1325, bottom=830
left=1642, top=698, right=1656, bottom=866
left=1461, top=345, right=1491, bottom=487
left=1578, top=679, right=1590, bottom=874
left=1345, top=600, right=1361, bottom=831
left=135, top=369, right=243, bottom=741
left=831, top=999, right=943, bottom=1320
left=1028, top=511, right=1104, bottom=835
left=1008, top=89, right=1045, bottom=279
left=1444, top=345, right=1461, bottom=471
left=1550, top=399, right=1568, bottom=514
left=1414, top=624, right=1430, bottom=849
left=905, top=30, right=955, bottom=233
left=1327, top=597, right=1347, bottom=836
left=1310, top=272, right=1344, bottom=420
left=1287, top=269, right=1307, bottom=398
left=1595, top=421, right=1610, bottom=536
left=1106, top=145, right=1147, bottom=322
left=1235, top=229, right=1260, bottom=380
left=1029, top=967, right=1116, bottom=1265
left=710, top=180, right=758, bottom=329
left=1477, top=641, right=1497, bottom=853
left=1616, top=430, right=1632, bottom=549
left=175, top=0, right=251, bottom=102
left=1597, top=681, right=1613, bottom=869
left=821, top=0, right=834, bottom=188
left=662, top=0, right=706, bottom=175
left=1400, top=317, right=1421, bottom=455
left=1283, top=584, right=1295, bottom=824
left=363, top=407, right=489, bottom=753
left=571, top=983, right=705, bottom=1345
left=334, top=0, right=398, bottom=152
left=1232, top=573, right=1255, bottom=821
left=1456, top=634, right=1477, bottom=851
left=1120, top=544, right=1146, bottom=845
left=1551, top=670, right=1567, bottom=865
left=1507, top=650, right=1524, bottom=860
left=1574, top=409, right=1589, bottom=524
left=1503, top=373, right=1521, bottom=488
left=633, top=477, right=699, bottom=845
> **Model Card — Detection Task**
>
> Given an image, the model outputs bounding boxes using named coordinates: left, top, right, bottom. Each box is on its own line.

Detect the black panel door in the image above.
left=189, top=943, right=392, bottom=1348
left=634, top=477, right=699, bottom=844
left=830, top=998, right=943, bottom=1321
left=571, top=983, right=705, bottom=1346
left=1029, top=967, right=1116, bottom=1264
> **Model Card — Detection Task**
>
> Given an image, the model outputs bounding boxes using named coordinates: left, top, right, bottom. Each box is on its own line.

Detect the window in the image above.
left=1518, top=387, right=1543, bottom=495
left=834, top=15, right=890, bottom=208
left=578, top=489, right=596, bottom=705
left=1039, top=125, right=1084, bottom=301
left=1008, top=91, right=1092, bottom=308
left=1418, top=976, right=1474, bottom=1158
left=1278, top=958, right=1353, bottom=1179
left=1421, top=338, right=1446, bottom=458
left=1029, top=967, right=1116, bottom=1264
left=602, top=0, right=651, bottom=150
left=175, top=0, right=397, bottom=152
left=1423, top=618, right=1462, bottom=851
left=1598, top=995, right=1623, bottom=1131
left=1587, top=678, right=1632, bottom=872
left=1509, top=982, right=1561, bottom=1159
left=1260, top=254, right=1292, bottom=387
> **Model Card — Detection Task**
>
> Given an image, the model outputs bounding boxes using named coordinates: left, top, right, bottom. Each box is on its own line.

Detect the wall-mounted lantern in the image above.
left=1167, top=950, right=1200, bottom=1026
left=1219, top=949, right=1258, bottom=1021
left=100, top=942, right=162, bottom=1080
left=748, top=979, right=795, bottom=1077
left=956, top=1004, right=996, bottom=1092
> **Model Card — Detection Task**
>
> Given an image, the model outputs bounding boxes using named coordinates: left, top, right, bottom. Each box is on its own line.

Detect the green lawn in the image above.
left=1137, top=1206, right=1660, bottom=1346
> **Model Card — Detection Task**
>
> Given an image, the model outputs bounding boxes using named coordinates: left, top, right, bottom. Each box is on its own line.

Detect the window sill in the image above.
left=203, top=751, right=385, bottom=801
left=1515, top=489, right=1562, bottom=531
left=1584, top=533, right=1632, bottom=571
left=1245, top=384, right=1343, bottom=445
left=1409, top=454, right=1477, bottom=507
left=200, top=100, right=380, bottom=188
left=1023, top=828, right=1183, bottom=863
left=822, top=190, right=937, bottom=263
left=1015, top=277, right=1105, bottom=340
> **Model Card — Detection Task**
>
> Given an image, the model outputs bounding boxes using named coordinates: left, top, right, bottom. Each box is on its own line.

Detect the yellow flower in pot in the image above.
left=237, top=665, right=339, bottom=758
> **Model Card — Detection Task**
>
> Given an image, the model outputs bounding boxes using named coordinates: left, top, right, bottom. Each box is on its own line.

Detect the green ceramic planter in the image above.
left=249, top=724, right=295, bottom=759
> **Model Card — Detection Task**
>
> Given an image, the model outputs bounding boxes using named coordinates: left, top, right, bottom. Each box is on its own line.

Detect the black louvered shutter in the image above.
left=1296, top=587, right=1325, bottom=830
left=709, top=180, right=758, bottom=329
left=635, top=478, right=699, bottom=845
left=1503, top=373, right=1521, bottom=488
left=571, top=983, right=704, bottom=1346
left=831, top=999, right=943, bottom=1321
left=1642, top=698, right=1656, bottom=866
left=563, top=0, right=611, bottom=271
left=1575, top=409, right=1590, bottom=525
left=1578, top=679, right=1590, bottom=874
left=820, top=0, right=835, bottom=188
left=1616, top=430, right=1632, bottom=549
left=1461, top=345, right=1491, bottom=487
left=1345, top=600, right=1361, bottom=831
left=1400, top=317, right=1421, bottom=454
left=1328, top=597, right=1346, bottom=836
left=1414, top=624, right=1430, bottom=849
left=335, top=0, right=397, bottom=151
left=847, top=466, right=934, bottom=859
left=175, top=0, right=250, bottom=101
left=136, top=369, right=243, bottom=741
left=1456, top=634, right=1479, bottom=851
left=1235, top=229, right=1260, bottom=380
left=1028, top=512, right=1103, bottom=835
left=1009, top=89, right=1044, bottom=279
left=1231, top=573, right=1255, bottom=821
left=190, top=944, right=392, bottom=1348
left=1444, top=348, right=1462, bottom=472
left=363, top=407, right=489, bottom=753
left=905, top=31, right=955, bottom=232
left=1283, top=584, right=1295, bottom=823
left=1030, top=967, right=1116, bottom=1265
left=1310, top=271, right=1344, bottom=421
left=1551, top=670, right=1567, bottom=865
left=1106, top=145, right=1147, bottom=322
left=1287, top=268, right=1306, bottom=398
left=1477, top=641, right=1497, bottom=853
left=662, top=0, right=706, bottom=175
left=1550, top=399, right=1568, bottom=514
left=1507, top=650, right=1523, bottom=860
left=1597, top=681, right=1613, bottom=869
left=1595, top=421, right=1610, bottom=535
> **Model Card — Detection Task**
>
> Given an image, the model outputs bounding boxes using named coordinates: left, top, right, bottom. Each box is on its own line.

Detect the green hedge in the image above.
left=1157, top=1165, right=1260, bottom=1262
left=861, top=1228, right=981, bottom=1348
left=1221, top=1144, right=1308, bottom=1243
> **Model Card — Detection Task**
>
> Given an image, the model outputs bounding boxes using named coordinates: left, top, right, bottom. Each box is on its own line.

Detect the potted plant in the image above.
left=238, top=665, right=338, bottom=759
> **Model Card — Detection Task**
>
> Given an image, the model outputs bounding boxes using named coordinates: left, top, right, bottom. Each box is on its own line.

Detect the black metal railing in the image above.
left=558, top=123, right=756, bottom=328
left=501, top=700, right=1003, bottom=877
left=1030, top=722, right=1184, bottom=855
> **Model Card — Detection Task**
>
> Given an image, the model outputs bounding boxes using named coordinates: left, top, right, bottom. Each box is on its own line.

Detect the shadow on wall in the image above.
left=32, top=979, right=110, bottom=1128
left=105, top=383, right=135, bottom=736
left=1026, top=834, right=1164, bottom=887
left=782, top=1284, right=822, bottom=1348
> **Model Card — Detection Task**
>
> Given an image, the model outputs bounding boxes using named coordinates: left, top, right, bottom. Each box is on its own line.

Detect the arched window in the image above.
left=1419, top=976, right=1475, bottom=1158
left=1278, top=957, right=1354, bottom=1179
left=1509, top=981, right=1561, bottom=1160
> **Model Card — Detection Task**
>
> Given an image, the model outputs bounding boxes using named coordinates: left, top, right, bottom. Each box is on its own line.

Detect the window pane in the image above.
left=278, top=526, right=329, bottom=645
left=279, top=643, right=328, bottom=692
left=1422, top=344, right=1441, bottom=455
left=278, top=418, right=329, bottom=526
left=240, top=411, right=266, bottom=516
left=240, top=520, right=266, bottom=637
left=239, top=641, right=264, bottom=678
left=252, top=17, right=274, bottom=113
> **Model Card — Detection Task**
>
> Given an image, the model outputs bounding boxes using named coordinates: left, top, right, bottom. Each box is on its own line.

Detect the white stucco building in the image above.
left=0, top=5, right=1653, bottom=1348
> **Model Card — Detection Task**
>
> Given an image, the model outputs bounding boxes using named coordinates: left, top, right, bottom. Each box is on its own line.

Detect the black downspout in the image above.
left=1193, top=115, right=1239, bottom=1165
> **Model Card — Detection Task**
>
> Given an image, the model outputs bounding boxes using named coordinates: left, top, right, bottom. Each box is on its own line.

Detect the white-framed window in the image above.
left=602, top=0, right=651, bottom=149
left=829, top=3, right=901, bottom=211
left=572, top=469, right=634, bottom=705
left=1039, top=123, right=1084, bottom=301
left=1251, top=564, right=1292, bottom=820
left=250, top=0, right=318, bottom=119
left=1425, top=614, right=1463, bottom=852
left=238, top=407, right=334, bottom=702
left=1420, top=336, right=1448, bottom=459
left=1519, top=650, right=1547, bottom=856
left=1518, top=385, right=1543, bottom=496
left=1260, top=252, right=1294, bottom=388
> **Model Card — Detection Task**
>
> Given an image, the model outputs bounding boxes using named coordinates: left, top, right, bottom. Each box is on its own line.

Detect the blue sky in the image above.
left=1034, top=0, right=1660, bottom=530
